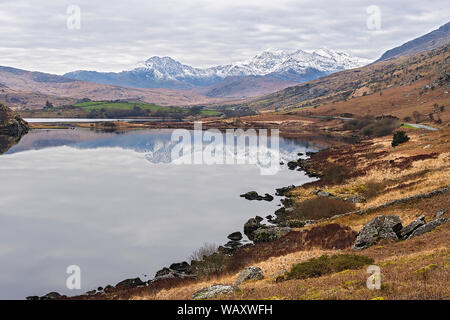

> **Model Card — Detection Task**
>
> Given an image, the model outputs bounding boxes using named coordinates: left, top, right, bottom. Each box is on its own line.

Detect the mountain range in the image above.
left=0, top=22, right=448, bottom=110
left=64, top=49, right=371, bottom=91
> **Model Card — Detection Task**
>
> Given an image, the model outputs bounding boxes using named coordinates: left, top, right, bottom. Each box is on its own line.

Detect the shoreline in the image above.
left=24, top=121, right=450, bottom=300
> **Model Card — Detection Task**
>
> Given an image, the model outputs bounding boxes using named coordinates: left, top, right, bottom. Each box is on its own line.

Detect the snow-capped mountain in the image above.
left=64, top=49, right=371, bottom=90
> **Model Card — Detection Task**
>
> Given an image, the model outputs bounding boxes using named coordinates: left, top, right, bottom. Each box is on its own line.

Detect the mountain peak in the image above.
left=64, top=48, right=372, bottom=89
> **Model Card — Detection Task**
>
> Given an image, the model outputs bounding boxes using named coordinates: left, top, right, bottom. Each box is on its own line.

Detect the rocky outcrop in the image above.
left=275, top=185, right=295, bottom=196
left=252, top=226, right=292, bottom=243
left=115, top=277, right=146, bottom=289
left=399, top=215, right=426, bottom=239
left=153, top=261, right=195, bottom=282
left=0, top=103, right=29, bottom=137
left=244, top=217, right=262, bottom=239
left=38, top=292, right=64, bottom=300
left=353, top=211, right=449, bottom=250
left=407, top=217, right=449, bottom=239
left=353, top=215, right=403, bottom=250
left=0, top=103, right=29, bottom=154
left=234, top=266, right=264, bottom=286
left=192, top=284, right=238, bottom=300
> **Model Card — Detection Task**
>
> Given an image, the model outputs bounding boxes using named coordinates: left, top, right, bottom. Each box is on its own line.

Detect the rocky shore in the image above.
left=0, top=103, right=29, bottom=154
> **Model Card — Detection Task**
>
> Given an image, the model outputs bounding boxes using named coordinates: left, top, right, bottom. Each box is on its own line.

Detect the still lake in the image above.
left=0, top=128, right=321, bottom=299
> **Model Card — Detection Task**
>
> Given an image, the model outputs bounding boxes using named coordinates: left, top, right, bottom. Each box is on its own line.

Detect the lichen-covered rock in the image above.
left=243, top=218, right=262, bottom=240
left=399, top=215, right=426, bottom=239
left=353, top=215, right=403, bottom=250
left=0, top=103, right=29, bottom=137
left=192, top=284, right=238, bottom=300
left=40, top=292, right=63, bottom=300
left=153, top=265, right=195, bottom=282
left=407, top=218, right=449, bottom=239
left=115, top=277, right=146, bottom=289
left=235, top=266, right=264, bottom=286
left=252, top=226, right=292, bottom=243
left=435, top=208, right=447, bottom=219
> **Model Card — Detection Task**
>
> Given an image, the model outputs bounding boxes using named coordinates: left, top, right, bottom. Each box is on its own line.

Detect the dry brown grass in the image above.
left=131, top=223, right=449, bottom=300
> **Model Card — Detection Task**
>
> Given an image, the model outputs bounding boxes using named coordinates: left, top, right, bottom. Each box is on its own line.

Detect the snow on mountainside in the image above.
left=64, top=49, right=371, bottom=89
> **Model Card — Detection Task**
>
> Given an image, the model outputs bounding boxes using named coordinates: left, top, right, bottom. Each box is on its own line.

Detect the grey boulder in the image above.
left=192, top=284, right=238, bottom=300
left=235, top=266, right=264, bottom=286
left=227, top=232, right=243, bottom=241
left=353, top=215, right=403, bottom=250
left=253, top=226, right=292, bottom=243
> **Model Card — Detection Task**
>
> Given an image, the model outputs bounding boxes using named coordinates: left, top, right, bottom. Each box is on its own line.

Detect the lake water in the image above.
left=0, top=128, right=321, bottom=299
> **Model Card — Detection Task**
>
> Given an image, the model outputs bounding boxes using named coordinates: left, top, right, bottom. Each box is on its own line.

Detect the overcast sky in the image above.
left=0, top=0, right=448, bottom=74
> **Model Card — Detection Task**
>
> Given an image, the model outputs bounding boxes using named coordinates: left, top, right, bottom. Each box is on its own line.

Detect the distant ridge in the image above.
left=377, top=21, right=450, bottom=62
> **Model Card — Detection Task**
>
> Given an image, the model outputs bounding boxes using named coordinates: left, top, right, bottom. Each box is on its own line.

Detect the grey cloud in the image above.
left=0, top=0, right=448, bottom=74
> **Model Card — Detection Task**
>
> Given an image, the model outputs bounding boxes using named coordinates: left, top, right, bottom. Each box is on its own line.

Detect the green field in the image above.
left=72, top=101, right=220, bottom=116
left=74, top=101, right=181, bottom=112
left=401, top=123, right=419, bottom=129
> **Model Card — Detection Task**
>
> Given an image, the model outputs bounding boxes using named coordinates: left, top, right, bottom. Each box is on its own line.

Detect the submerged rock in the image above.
left=240, top=191, right=274, bottom=201
left=240, top=191, right=259, bottom=200
left=353, top=215, right=403, bottom=250
left=192, top=284, right=238, bottom=300
left=235, top=266, right=264, bottom=286
left=227, top=231, right=243, bottom=241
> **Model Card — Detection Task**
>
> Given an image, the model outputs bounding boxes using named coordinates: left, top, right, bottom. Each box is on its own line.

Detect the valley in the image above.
left=0, top=18, right=449, bottom=303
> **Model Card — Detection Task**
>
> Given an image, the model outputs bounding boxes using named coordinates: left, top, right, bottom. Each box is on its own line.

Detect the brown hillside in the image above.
left=244, top=44, right=449, bottom=115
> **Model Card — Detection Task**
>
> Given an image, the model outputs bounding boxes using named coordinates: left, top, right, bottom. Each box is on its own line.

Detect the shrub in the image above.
left=343, top=116, right=399, bottom=137
left=191, top=252, right=229, bottom=278
left=190, top=242, right=218, bottom=262
left=290, top=197, right=356, bottom=220
left=286, top=254, right=374, bottom=280
left=361, top=180, right=385, bottom=199
left=190, top=243, right=229, bottom=278
left=392, top=131, right=410, bottom=147
left=286, top=255, right=332, bottom=279
left=322, top=164, right=350, bottom=184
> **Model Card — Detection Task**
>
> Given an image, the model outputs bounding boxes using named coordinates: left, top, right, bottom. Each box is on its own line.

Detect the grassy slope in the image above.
left=242, top=44, right=449, bottom=115
left=137, top=128, right=450, bottom=300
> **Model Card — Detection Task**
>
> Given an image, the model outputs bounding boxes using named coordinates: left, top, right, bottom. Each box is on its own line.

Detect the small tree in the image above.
left=44, top=100, right=54, bottom=109
left=392, top=131, right=410, bottom=147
